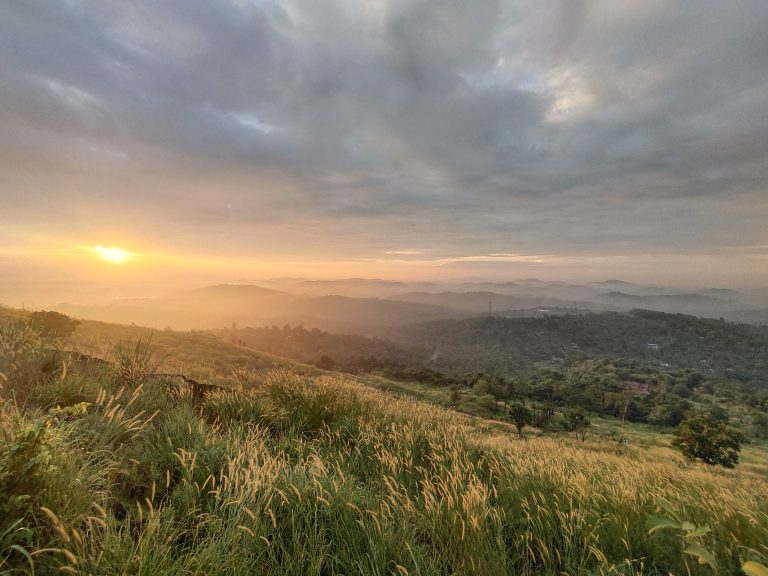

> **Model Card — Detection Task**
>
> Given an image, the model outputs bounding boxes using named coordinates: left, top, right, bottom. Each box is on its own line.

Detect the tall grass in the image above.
left=1, top=324, right=767, bottom=575
left=112, top=336, right=161, bottom=387
left=0, top=321, right=64, bottom=403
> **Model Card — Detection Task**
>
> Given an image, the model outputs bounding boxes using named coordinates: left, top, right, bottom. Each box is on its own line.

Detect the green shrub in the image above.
left=564, top=407, right=591, bottom=441
left=509, top=402, right=533, bottom=438
left=673, top=413, right=746, bottom=467
left=0, top=413, right=54, bottom=563
left=0, top=322, right=63, bottom=400
left=28, top=311, right=79, bottom=340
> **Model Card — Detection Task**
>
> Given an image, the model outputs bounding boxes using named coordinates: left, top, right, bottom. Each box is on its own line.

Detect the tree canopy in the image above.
left=28, top=311, right=79, bottom=339
left=673, top=414, right=746, bottom=468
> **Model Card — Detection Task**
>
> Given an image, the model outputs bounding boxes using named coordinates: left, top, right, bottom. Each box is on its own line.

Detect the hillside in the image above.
left=393, top=310, right=768, bottom=382
left=215, top=310, right=768, bottom=384
left=215, top=324, right=419, bottom=372
left=2, top=312, right=768, bottom=574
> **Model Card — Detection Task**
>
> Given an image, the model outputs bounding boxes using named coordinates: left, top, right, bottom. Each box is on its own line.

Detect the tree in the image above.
left=686, top=372, right=705, bottom=389
left=673, top=414, right=746, bottom=468
left=477, top=394, right=498, bottom=413
left=509, top=403, right=532, bottom=439
left=472, top=377, right=491, bottom=396
left=706, top=404, right=730, bottom=422
left=448, top=385, right=462, bottom=407
left=752, top=412, right=768, bottom=439
left=28, top=311, right=79, bottom=339
left=489, top=377, right=509, bottom=409
left=648, top=397, right=690, bottom=427
left=671, top=381, right=693, bottom=398
left=315, top=355, right=336, bottom=370
left=564, top=407, right=591, bottom=441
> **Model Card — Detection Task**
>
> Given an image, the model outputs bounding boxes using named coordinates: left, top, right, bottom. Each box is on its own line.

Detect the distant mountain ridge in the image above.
left=594, top=291, right=738, bottom=317
left=387, top=291, right=615, bottom=314
left=17, top=278, right=768, bottom=332
left=53, top=283, right=463, bottom=334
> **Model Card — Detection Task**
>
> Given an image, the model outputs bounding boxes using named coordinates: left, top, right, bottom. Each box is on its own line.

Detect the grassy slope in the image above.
left=2, top=313, right=768, bottom=575
left=74, top=317, right=768, bottom=478
left=67, top=318, right=304, bottom=381
left=358, top=372, right=768, bottom=480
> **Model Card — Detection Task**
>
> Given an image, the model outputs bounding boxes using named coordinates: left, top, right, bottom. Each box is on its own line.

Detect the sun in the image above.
left=94, top=245, right=132, bottom=264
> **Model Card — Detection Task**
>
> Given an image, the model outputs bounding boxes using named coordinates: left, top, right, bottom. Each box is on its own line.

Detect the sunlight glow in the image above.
left=95, top=245, right=132, bottom=264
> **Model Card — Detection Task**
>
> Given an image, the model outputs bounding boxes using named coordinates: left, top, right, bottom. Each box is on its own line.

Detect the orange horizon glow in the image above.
left=0, top=239, right=766, bottom=288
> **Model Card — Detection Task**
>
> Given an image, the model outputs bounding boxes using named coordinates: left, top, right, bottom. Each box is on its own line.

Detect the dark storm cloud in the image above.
left=1, top=0, right=767, bottom=260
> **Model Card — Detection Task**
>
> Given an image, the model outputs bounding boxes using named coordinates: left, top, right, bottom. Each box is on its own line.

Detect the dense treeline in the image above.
left=221, top=311, right=768, bottom=384
left=215, top=324, right=419, bottom=372
left=397, top=309, right=768, bottom=382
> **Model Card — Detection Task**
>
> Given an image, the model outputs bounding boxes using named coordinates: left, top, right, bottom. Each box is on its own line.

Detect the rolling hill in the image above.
left=391, top=309, right=768, bottom=381
left=1, top=308, right=767, bottom=574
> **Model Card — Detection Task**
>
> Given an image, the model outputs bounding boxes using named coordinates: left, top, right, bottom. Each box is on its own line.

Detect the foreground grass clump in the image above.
left=1, top=320, right=768, bottom=575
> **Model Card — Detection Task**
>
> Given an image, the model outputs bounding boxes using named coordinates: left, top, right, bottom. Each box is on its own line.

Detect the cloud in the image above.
left=0, top=0, right=767, bottom=283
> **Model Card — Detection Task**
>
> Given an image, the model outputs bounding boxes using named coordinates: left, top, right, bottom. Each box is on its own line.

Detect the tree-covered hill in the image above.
left=394, top=310, right=768, bottom=382
left=214, top=310, right=768, bottom=386
left=215, top=324, right=420, bottom=372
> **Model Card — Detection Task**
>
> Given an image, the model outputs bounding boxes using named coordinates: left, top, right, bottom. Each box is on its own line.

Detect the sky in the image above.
left=1, top=0, right=767, bottom=288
